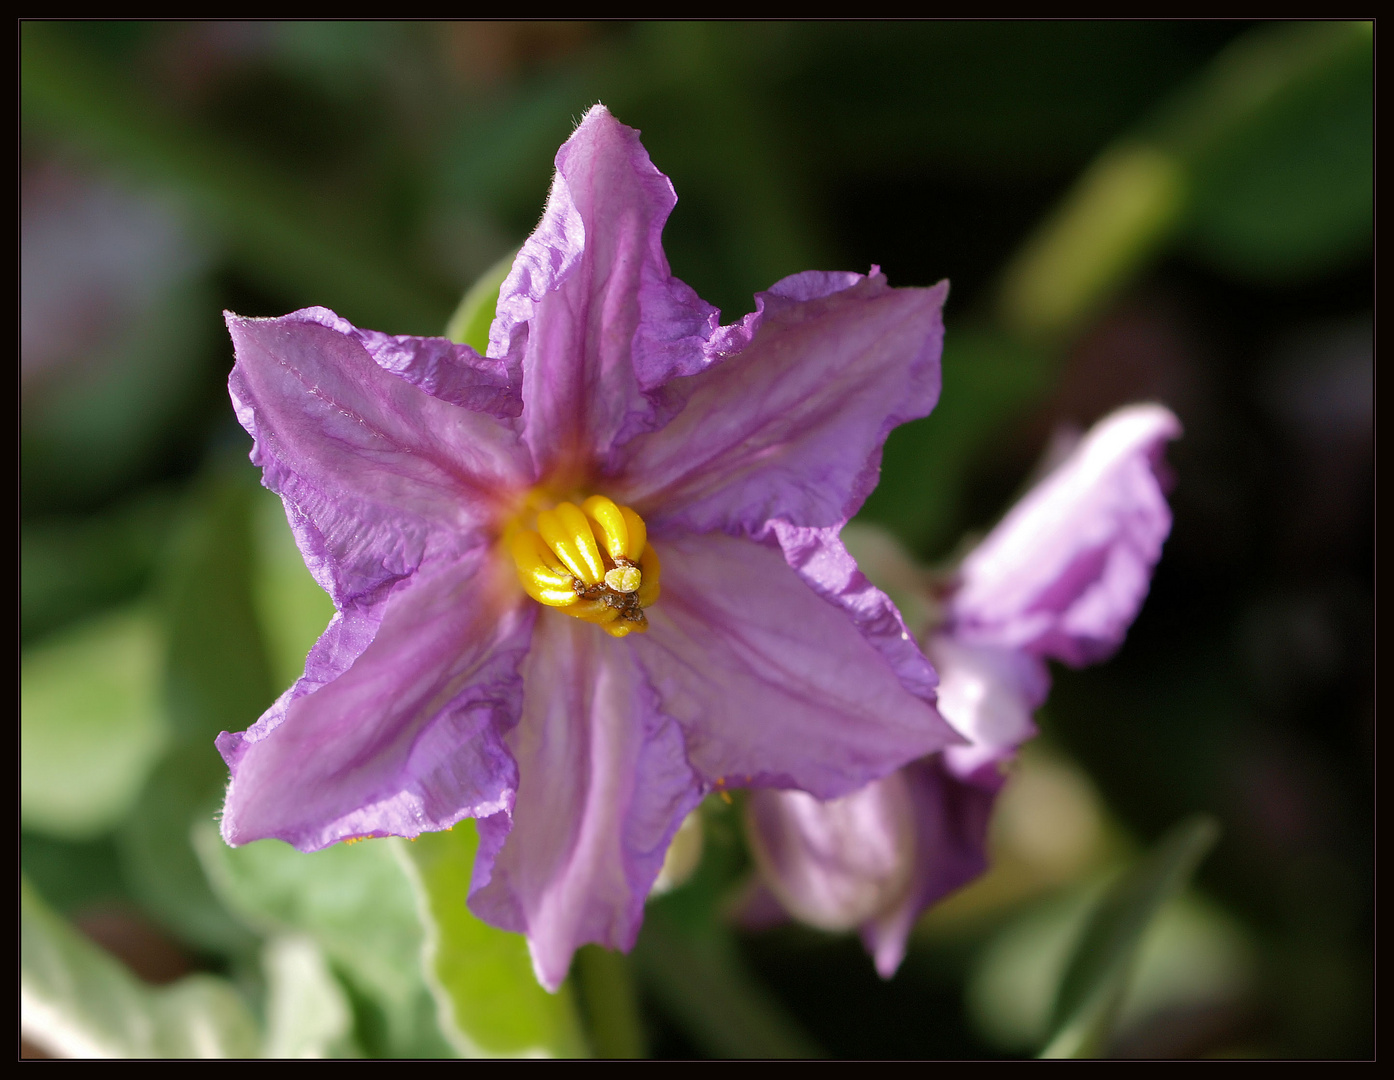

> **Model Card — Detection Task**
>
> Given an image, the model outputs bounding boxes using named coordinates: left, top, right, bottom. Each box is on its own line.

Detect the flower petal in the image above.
left=631, top=533, right=958, bottom=799
left=290, top=306, right=520, bottom=415
left=493, top=106, right=725, bottom=477
left=773, top=522, right=941, bottom=708
left=925, top=633, right=1049, bottom=782
left=217, top=547, right=532, bottom=851
left=950, top=404, right=1181, bottom=666
left=745, top=775, right=917, bottom=933
left=227, top=309, right=532, bottom=605
left=613, top=272, right=947, bottom=533
left=468, top=611, right=703, bottom=992
left=860, top=758, right=1000, bottom=979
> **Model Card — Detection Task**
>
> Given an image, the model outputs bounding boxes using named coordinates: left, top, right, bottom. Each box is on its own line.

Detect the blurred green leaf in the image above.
left=22, top=607, right=168, bottom=840
left=966, top=881, right=1105, bottom=1053
left=626, top=792, right=819, bottom=1057
left=633, top=905, right=822, bottom=1059
left=395, top=823, right=588, bottom=1058
left=997, top=143, right=1185, bottom=343
left=1175, top=22, right=1372, bottom=281
left=1039, top=815, right=1220, bottom=1059
left=21, top=833, right=132, bottom=916
left=195, top=829, right=453, bottom=1058
left=251, top=484, right=336, bottom=693
left=120, top=746, right=257, bottom=957
left=967, top=870, right=1252, bottom=1055
left=438, top=77, right=583, bottom=225
left=1113, top=891, right=1256, bottom=1043
left=21, top=876, right=261, bottom=1058
left=21, top=23, right=450, bottom=334
left=119, top=467, right=274, bottom=954
left=574, top=945, right=646, bottom=1059
left=21, top=282, right=215, bottom=511
left=21, top=492, right=176, bottom=646
left=262, top=934, right=360, bottom=1058
left=776, top=23, right=1232, bottom=180
left=858, top=328, right=1053, bottom=557
left=994, top=21, right=1370, bottom=343
left=444, top=247, right=518, bottom=350
left=159, top=466, right=277, bottom=746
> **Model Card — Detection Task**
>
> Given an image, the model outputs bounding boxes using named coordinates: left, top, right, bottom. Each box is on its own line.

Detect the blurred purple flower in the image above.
left=746, top=404, right=1181, bottom=976
left=216, top=105, right=957, bottom=989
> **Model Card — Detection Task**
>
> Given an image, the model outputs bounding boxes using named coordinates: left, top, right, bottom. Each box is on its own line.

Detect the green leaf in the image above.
left=262, top=934, right=359, bottom=1058
left=997, top=142, right=1186, bottom=344
left=21, top=282, right=216, bottom=511
left=21, top=491, right=176, bottom=645
left=20, top=23, right=450, bottom=334
left=857, top=328, right=1054, bottom=557
left=574, top=945, right=646, bottom=1059
left=966, top=882, right=1107, bottom=1053
left=21, top=876, right=260, bottom=1058
left=1038, top=815, right=1220, bottom=1059
left=396, top=823, right=589, bottom=1058
left=445, top=247, right=519, bottom=350
left=159, top=467, right=277, bottom=747
left=250, top=484, right=336, bottom=693
left=194, top=827, right=453, bottom=1058
left=632, top=905, right=822, bottom=1059
left=21, top=833, right=132, bottom=916
left=993, top=22, right=1371, bottom=343
left=118, top=467, right=274, bottom=955
left=119, top=746, right=257, bottom=957
left=1176, top=22, right=1372, bottom=281
left=22, top=607, right=168, bottom=840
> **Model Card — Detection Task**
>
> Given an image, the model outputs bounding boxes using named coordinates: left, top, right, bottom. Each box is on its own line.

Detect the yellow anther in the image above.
left=567, top=599, right=618, bottom=624
left=605, top=566, right=642, bottom=593
left=636, top=544, right=661, bottom=608
left=582, top=495, right=630, bottom=561
left=509, top=528, right=566, bottom=580
left=619, top=506, right=647, bottom=563
left=537, top=502, right=605, bottom=585
left=510, top=530, right=578, bottom=607
left=508, top=491, right=660, bottom=636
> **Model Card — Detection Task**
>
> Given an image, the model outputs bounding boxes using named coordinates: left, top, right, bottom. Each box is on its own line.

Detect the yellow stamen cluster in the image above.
left=509, top=495, right=660, bottom=638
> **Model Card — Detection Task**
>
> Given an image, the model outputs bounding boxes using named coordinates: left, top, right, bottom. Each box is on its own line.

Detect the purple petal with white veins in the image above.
left=925, top=633, right=1049, bottom=782
left=614, top=273, right=947, bottom=534
left=860, top=757, right=1001, bottom=979
left=468, top=611, right=702, bottom=992
left=218, top=548, right=532, bottom=851
left=227, top=310, right=532, bottom=605
left=493, top=106, right=726, bottom=477
left=950, top=404, right=1181, bottom=666
left=631, top=532, right=958, bottom=799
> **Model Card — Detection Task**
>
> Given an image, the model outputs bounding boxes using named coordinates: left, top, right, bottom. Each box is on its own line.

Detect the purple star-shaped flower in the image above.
left=745, top=404, right=1181, bottom=977
left=217, top=105, right=958, bottom=989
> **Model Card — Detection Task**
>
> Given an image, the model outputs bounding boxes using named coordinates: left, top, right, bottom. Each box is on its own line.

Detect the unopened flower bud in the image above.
left=745, top=773, right=916, bottom=932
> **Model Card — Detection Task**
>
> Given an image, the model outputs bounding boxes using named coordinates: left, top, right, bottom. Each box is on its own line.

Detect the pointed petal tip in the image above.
left=530, top=948, right=569, bottom=995
left=1096, top=401, right=1184, bottom=444
left=872, top=941, right=906, bottom=980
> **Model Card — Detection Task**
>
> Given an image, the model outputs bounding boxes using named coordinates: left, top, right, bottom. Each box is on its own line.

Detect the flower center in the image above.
left=507, top=494, right=660, bottom=639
